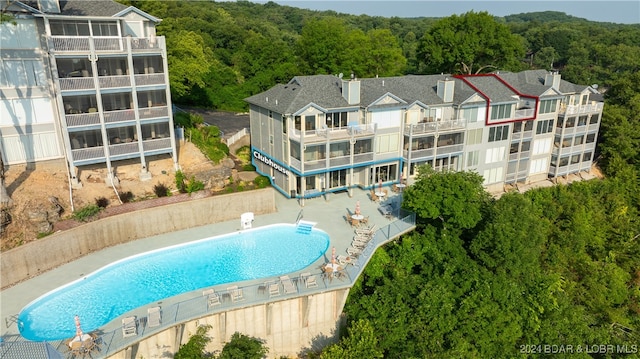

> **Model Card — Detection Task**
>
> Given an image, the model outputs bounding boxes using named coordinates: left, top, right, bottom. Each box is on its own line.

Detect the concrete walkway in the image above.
left=0, top=187, right=406, bottom=340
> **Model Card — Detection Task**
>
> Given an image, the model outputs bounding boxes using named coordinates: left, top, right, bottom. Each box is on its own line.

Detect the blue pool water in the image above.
left=18, top=224, right=329, bottom=341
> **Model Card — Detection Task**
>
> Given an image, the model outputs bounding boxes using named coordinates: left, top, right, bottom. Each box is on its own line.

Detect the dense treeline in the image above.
left=114, top=2, right=640, bottom=356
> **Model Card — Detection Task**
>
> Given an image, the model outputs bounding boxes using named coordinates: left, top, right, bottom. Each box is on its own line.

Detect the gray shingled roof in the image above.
left=497, top=70, right=552, bottom=97
left=19, top=0, right=128, bottom=16
left=462, top=75, right=518, bottom=103
left=0, top=341, right=64, bottom=359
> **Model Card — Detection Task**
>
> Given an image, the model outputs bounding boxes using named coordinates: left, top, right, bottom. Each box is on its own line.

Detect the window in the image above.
left=305, top=115, right=316, bottom=131
left=49, top=20, right=90, bottom=36
left=536, top=119, right=554, bottom=134
left=590, top=114, right=600, bottom=124
left=586, top=133, right=596, bottom=143
left=330, top=142, right=350, bottom=158
left=574, top=135, right=584, bottom=146
left=578, top=115, right=588, bottom=126
left=485, top=146, right=505, bottom=164
left=550, top=155, right=558, bottom=167
left=556, top=117, right=564, bottom=128
left=521, top=141, right=531, bottom=152
left=490, top=104, right=512, bottom=120
left=483, top=167, right=504, bottom=184
left=107, top=125, right=137, bottom=144
left=438, top=133, right=463, bottom=147
left=282, top=116, right=287, bottom=134
left=559, top=156, right=569, bottom=166
left=510, top=142, right=519, bottom=154
left=372, top=164, right=398, bottom=182
left=354, top=139, right=372, bottom=154
left=0, top=60, right=47, bottom=88
left=304, top=144, right=325, bottom=161
left=532, top=138, right=551, bottom=155
left=376, top=133, right=399, bottom=153
left=562, top=137, right=572, bottom=148
left=488, top=125, right=509, bottom=142
left=461, top=107, right=481, bottom=122
left=329, top=169, right=347, bottom=188
left=513, top=121, right=533, bottom=133
left=467, top=129, right=483, bottom=145
left=294, top=116, right=301, bottom=131
left=91, top=21, right=119, bottom=37
left=290, top=141, right=300, bottom=160
left=539, top=99, right=558, bottom=114
left=583, top=152, right=592, bottom=162
left=524, top=120, right=534, bottom=131
left=566, top=117, right=576, bottom=128
left=327, top=111, right=348, bottom=128
left=571, top=154, right=580, bottom=164
left=512, top=121, right=522, bottom=133
left=467, top=150, right=479, bottom=167
left=529, top=158, right=548, bottom=174
left=412, top=136, right=434, bottom=150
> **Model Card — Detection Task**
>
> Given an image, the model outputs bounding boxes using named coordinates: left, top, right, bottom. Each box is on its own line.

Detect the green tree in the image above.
left=296, top=18, right=351, bottom=74
left=363, top=28, right=407, bottom=77
left=417, top=11, right=526, bottom=74
left=174, top=325, right=212, bottom=359
left=166, top=30, right=213, bottom=100
left=402, top=166, right=491, bottom=231
left=320, top=319, right=383, bottom=359
left=217, top=332, right=268, bottom=359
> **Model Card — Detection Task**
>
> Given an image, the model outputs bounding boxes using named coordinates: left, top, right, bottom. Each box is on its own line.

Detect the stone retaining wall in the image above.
left=1, top=189, right=276, bottom=288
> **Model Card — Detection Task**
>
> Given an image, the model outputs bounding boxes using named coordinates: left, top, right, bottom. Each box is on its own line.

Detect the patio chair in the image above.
left=370, top=189, right=379, bottom=202
left=355, top=224, right=377, bottom=236
left=379, top=205, right=392, bottom=219
left=227, top=285, right=245, bottom=302
left=347, top=247, right=362, bottom=257
left=353, top=234, right=370, bottom=244
left=351, top=240, right=367, bottom=250
left=122, top=316, right=137, bottom=338
left=337, top=255, right=353, bottom=266
left=69, top=340, right=84, bottom=356
left=300, top=272, right=318, bottom=289
left=147, top=306, right=161, bottom=328
left=280, top=275, right=297, bottom=294
left=203, top=288, right=221, bottom=308
left=269, top=282, right=281, bottom=297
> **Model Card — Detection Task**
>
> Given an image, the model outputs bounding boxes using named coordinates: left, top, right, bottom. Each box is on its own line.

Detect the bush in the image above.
left=254, top=176, right=271, bottom=189
left=174, top=325, right=211, bottom=359
left=175, top=170, right=187, bottom=193
left=94, top=196, right=109, bottom=208
left=119, top=191, right=134, bottom=203
left=153, top=183, right=170, bottom=197
left=73, top=204, right=102, bottom=222
left=186, top=176, right=205, bottom=194
left=242, top=164, right=256, bottom=171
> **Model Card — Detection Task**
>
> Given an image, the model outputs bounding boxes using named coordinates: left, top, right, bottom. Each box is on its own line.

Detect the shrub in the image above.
left=185, top=176, right=205, bottom=194
left=175, top=170, right=187, bottom=193
left=242, top=164, right=256, bottom=171
left=94, top=196, right=109, bottom=208
left=174, top=325, right=211, bottom=359
left=119, top=191, right=134, bottom=203
left=254, top=176, right=271, bottom=189
left=153, top=183, right=170, bottom=197
left=73, top=204, right=101, bottom=222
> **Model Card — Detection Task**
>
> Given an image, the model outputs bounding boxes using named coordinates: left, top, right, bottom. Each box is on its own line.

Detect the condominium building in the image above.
left=245, top=70, right=603, bottom=198
left=0, top=0, right=177, bottom=186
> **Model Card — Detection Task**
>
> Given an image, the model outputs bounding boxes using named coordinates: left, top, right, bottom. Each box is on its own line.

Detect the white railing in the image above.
left=50, top=37, right=90, bottom=51
left=50, top=36, right=165, bottom=53
left=139, top=106, right=169, bottom=120
left=406, top=119, right=466, bottom=135
left=65, top=113, right=100, bottom=127
left=134, top=74, right=165, bottom=86
left=130, top=37, right=163, bottom=51
left=226, top=128, right=249, bottom=147
left=515, top=108, right=534, bottom=119
left=329, top=155, right=350, bottom=168
left=71, top=146, right=105, bottom=162
left=98, top=75, right=131, bottom=89
left=59, top=77, right=95, bottom=91
left=143, top=138, right=172, bottom=152
left=353, top=152, right=374, bottom=163
left=559, top=103, right=603, bottom=116
left=93, top=37, right=122, bottom=51
left=103, top=109, right=135, bottom=123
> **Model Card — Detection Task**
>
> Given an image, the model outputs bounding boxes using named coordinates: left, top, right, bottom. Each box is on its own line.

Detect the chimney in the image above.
left=544, top=72, right=561, bottom=91
left=437, top=78, right=454, bottom=102
left=342, top=79, right=360, bottom=105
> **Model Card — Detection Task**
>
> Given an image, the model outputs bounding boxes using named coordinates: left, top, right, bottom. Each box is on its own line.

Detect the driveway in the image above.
left=174, top=105, right=250, bottom=140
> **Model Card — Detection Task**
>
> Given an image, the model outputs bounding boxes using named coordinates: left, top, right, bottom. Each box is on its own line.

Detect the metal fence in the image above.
left=1, top=213, right=415, bottom=359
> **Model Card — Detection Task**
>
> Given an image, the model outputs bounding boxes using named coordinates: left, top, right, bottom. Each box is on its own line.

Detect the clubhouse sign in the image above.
left=253, top=151, right=289, bottom=176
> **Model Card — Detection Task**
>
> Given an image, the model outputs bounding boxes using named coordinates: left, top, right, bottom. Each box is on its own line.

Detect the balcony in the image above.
left=514, top=108, right=534, bottom=119
left=558, top=103, right=604, bottom=116
left=289, top=123, right=375, bottom=143
left=65, top=112, right=100, bottom=127
left=59, top=77, right=95, bottom=91
left=49, top=36, right=165, bottom=54
left=135, top=74, right=166, bottom=86
left=143, top=138, right=172, bottom=152
left=104, top=109, right=135, bottom=124
left=405, top=119, right=466, bottom=135
left=109, top=142, right=139, bottom=156
left=98, top=75, right=131, bottom=89
left=140, top=106, right=169, bottom=120
left=71, top=146, right=105, bottom=162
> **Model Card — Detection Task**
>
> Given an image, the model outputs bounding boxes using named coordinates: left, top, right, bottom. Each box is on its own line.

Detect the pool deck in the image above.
left=0, top=188, right=408, bottom=342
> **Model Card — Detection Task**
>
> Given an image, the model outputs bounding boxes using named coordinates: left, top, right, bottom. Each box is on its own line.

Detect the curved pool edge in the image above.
left=18, top=223, right=330, bottom=341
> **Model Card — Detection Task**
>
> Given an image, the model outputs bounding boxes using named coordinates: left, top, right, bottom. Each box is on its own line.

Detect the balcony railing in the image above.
left=135, top=74, right=166, bottom=86
left=109, top=142, right=139, bottom=156
left=98, top=75, right=131, bottom=89
left=65, top=112, right=100, bottom=127
left=514, top=108, right=534, bottom=119
left=559, top=103, right=604, bottom=116
left=59, top=77, right=95, bottom=91
left=71, top=146, right=105, bottom=162
left=143, top=138, right=172, bottom=152
left=49, top=36, right=165, bottom=53
left=289, top=123, right=375, bottom=142
left=406, top=119, right=466, bottom=135
left=103, top=109, right=135, bottom=123
left=139, top=106, right=168, bottom=120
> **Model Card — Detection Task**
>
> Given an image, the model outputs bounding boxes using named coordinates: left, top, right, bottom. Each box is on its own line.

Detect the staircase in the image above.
left=296, top=220, right=316, bottom=235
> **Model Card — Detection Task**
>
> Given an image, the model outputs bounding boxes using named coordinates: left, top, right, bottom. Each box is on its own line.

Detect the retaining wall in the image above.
left=108, top=289, right=348, bottom=359
left=1, top=189, right=276, bottom=288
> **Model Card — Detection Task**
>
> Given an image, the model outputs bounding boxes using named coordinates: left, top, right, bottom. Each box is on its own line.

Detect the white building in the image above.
left=0, top=0, right=177, bottom=186
left=245, top=70, right=603, bottom=198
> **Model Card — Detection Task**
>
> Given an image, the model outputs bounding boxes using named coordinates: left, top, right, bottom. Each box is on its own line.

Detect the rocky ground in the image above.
left=1, top=140, right=257, bottom=251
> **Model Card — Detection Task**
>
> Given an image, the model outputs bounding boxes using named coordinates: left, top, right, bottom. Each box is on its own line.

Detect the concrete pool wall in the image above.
left=109, top=289, right=349, bottom=359
left=1, top=188, right=276, bottom=289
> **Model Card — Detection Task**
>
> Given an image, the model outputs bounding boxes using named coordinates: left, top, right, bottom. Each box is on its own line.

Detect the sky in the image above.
left=269, top=1, right=640, bottom=24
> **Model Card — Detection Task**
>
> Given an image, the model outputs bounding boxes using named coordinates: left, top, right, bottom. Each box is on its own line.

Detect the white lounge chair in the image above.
left=122, top=316, right=137, bottom=338
left=300, top=272, right=318, bottom=288
left=227, top=285, right=244, bottom=302
left=347, top=247, right=362, bottom=257
left=203, top=288, right=221, bottom=308
left=355, top=224, right=377, bottom=236
left=147, top=306, right=161, bottom=328
left=280, top=275, right=297, bottom=294
left=268, top=282, right=281, bottom=297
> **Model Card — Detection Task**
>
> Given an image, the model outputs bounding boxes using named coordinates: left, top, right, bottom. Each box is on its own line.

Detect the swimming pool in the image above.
left=18, top=224, right=329, bottom=341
